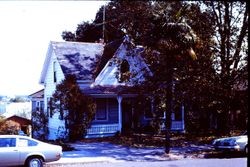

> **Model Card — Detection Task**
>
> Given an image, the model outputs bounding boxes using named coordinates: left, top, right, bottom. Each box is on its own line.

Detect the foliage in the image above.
left=62, top=1, right=154, bottom=43
left=0, top=116, right=19, bottom=135
left=31, top=108, right=48, bottom=140
left=9, top=96, right=29, bottom=103
left=203, top=1, right=248, bottom=132
left=50, top=75, right=96, bottom=141
left=61, top=0, right=248, bottom=142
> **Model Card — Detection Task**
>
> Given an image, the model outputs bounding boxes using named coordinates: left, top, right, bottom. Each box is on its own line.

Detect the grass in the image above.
left=80, top=129, right=245, bottom=148
left=55, top=129, right=245, bottom=153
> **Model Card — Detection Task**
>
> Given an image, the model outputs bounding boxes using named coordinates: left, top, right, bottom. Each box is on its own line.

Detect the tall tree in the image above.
left=61, top=0, right=211, bottom=154
left=203, top=1, right=248, bottom=132
left=140, top=2, right=198, bottom=154
left=60, top=0, right=248, bottom=151
left=62, top=1, right=153, bottom=43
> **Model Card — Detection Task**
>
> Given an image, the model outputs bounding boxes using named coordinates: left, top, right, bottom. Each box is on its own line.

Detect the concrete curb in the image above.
left=44, top=157, right=124, bottom=167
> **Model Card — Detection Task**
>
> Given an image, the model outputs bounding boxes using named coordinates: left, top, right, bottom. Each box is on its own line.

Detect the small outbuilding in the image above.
left=5, top=115, right=31, bottom=136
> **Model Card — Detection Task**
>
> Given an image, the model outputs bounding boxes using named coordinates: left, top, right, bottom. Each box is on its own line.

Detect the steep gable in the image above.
left=93, top=36, right=151, bottom=87
left=94, top=38, right=124, bottom=78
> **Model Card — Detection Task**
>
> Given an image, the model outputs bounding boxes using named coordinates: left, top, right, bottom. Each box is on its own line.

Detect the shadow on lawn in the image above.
left=65, top=142, right=167, bottom=162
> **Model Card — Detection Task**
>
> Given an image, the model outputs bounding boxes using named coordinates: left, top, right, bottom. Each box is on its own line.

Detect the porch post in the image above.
left=181, top=104, right=185, bottom=131
left=117, top=95, right=123, bottom=133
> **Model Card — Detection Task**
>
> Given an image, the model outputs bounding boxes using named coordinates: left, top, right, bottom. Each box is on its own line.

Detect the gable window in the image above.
left=53, top=61, right=57, bottom=83
left=95, top=99, right=108, bottom=121
left=119, top=59, right=130, bottom=82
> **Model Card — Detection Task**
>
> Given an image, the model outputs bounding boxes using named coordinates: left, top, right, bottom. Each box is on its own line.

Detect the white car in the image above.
left=0, top=135, right=62, bottom=167
left=212, top=131, right=248, bottom=154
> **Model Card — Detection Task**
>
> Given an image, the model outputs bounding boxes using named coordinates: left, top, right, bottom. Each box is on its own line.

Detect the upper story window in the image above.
left=53, top=61, right=57, bottom=83
left=119, top=59, right=130, bottom=82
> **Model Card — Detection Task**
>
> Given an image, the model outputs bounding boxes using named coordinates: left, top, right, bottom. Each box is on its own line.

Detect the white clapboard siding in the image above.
left=44, top=50, right=65, bottom=140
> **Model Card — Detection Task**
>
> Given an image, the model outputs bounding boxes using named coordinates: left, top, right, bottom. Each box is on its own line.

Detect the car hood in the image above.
left=214, top=135, right=247, bottom=142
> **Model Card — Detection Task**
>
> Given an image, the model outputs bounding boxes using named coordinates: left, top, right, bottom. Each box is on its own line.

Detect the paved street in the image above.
left=45, top=141, right=247, bottom=167
left=46, top=158, right=247, bottom=167
left=47, top=141, right=211, bottom=164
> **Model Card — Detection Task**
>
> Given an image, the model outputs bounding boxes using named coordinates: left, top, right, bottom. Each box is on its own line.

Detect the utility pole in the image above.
left=165, top=64, right=174, bottom=154
left=102, top=5, right=105, bottom=42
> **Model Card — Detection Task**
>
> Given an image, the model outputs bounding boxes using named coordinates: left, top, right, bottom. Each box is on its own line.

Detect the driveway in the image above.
left=46, top=141, right=213, bottom=166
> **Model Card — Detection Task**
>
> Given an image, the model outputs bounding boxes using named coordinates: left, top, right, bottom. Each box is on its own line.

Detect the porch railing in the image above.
left=86, top=121, right=184, bottom=137
left=160, top=120, right=185, bottom=131
left=87, top=124, right=119, bottom=135
left=171, top=121, right=184, bottom=130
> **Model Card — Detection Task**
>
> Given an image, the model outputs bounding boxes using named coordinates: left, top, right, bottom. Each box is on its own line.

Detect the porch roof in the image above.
left=81, top=85, right=138, bottom=96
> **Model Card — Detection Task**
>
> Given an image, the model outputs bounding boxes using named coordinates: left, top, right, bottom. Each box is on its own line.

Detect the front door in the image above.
left=122, top=99, right=133, bottom=134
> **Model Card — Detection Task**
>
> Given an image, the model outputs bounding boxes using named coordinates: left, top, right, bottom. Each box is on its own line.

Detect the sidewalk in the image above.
left=45, top=141, right=212, bottom=166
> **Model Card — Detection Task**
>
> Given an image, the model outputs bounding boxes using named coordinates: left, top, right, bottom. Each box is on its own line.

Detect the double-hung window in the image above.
left=95, top=99, right=108, bottom=121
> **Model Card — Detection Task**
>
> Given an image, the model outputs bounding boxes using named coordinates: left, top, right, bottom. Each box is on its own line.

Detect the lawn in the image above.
left=81, top=130, right=244, bottom=148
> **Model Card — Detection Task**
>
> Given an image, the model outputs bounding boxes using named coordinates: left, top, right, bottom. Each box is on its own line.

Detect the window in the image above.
left=174, top=104, right=182, bottom=121
left=144, top=99, right=153, bottom=119
left=53, top=61, right=57, bottom=83
left=95, top=99, right=108, bottom=121
left=36, top=101, right=40, bottom=111
left=58, top=102, right=63, bottom=120
left=153, top=96, right=165, bottom=118
left=47, top=97, right=52, bottom=118
left=40, top=101, right=44, bottom=112
left=120, top=59, right=130, bottom=73
left=119, top=59, right=130, bottom=82
left=18, top=138, right=38, bottom=147
left=0, top=138, right=16, bottom=147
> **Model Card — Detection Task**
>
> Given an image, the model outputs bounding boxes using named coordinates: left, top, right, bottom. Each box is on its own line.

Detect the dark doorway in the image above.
left=122, top=99, right=133, bottom=134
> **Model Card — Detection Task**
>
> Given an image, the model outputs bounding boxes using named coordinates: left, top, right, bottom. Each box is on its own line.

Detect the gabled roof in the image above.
left=40, top=41, right=104, bottom=83
left=28, top=89, right=44, bottom=99
left=94, top=38, right=124, bottom=77
left=39, top=36, right=152, bottom=98
left=81, top=85, right=139, bottom=96
left=93, top=36, right=152, bottom=86
left=6, top=115, right=31, bottom=125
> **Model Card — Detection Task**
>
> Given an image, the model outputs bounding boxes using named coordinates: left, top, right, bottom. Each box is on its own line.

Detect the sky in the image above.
left=0, top=1, right=108, bottom=96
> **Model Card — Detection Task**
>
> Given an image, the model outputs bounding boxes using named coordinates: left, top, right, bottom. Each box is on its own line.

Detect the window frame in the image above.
left=94, top=98, right=109, bottom=121
left=144, top=98, right=154, bottom=120
left=53, top=61, right=57, bottom=83
left=0, top=138, right=16, bottom=147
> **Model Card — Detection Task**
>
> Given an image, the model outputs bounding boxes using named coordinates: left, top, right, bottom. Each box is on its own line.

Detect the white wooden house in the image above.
left=37, top=36, right=185, bottom=140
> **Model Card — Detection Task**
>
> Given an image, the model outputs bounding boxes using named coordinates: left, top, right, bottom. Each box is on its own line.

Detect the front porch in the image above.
left=86, top=120, right=185, bottom=138
left=85, top=95, right=185, bottom=138
left=86, top=124, right=120, bottom=138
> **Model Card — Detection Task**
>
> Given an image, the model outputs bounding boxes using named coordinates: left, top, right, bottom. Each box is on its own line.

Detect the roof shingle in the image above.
left=51, top=41, right=104, bottom=80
